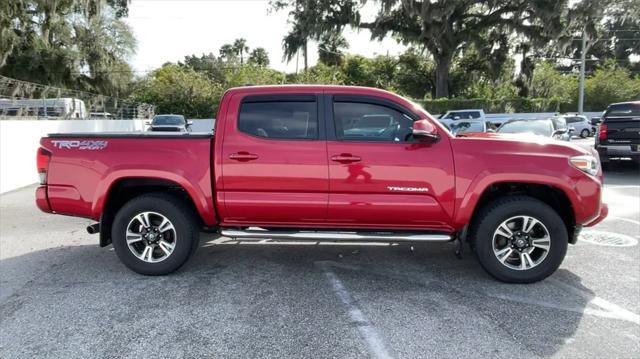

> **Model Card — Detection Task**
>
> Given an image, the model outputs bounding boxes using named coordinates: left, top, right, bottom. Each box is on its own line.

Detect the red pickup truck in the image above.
left=35, top=85, right=608, bottom=283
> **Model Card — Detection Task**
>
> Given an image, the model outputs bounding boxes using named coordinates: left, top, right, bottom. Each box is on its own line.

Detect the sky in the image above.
left=124, top=0, right=409, bottom=75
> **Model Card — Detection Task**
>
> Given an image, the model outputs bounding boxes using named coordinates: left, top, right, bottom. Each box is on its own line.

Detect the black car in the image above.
left=595, top=101, right=640, bottom=166
left=148, top=114, right=192, bottom=132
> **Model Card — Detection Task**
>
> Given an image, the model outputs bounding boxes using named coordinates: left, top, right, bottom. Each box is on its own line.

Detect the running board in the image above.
left=220, top=229, right=452, bottom=242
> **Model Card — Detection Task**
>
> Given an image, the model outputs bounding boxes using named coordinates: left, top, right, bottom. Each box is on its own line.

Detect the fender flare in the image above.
left=91, top=169, right=217, bottom=226
left=453, top=171, right=579, bottom=227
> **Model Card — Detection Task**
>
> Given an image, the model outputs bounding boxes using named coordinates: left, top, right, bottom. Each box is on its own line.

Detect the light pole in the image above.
left=578, top=27, right=587, bottom=115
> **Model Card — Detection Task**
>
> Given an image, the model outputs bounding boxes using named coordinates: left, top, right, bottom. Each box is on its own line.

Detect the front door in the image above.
left=325, top=95, right=455, bottom=230
left=220, top=93, right=328, bottom=226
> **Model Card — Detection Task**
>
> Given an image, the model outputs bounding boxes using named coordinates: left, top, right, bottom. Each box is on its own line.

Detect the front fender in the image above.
left=453, top=171, right=582, bottom=228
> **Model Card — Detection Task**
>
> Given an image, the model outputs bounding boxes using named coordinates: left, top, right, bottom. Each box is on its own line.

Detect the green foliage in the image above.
left=584, top=62, right=640, bottom=110
left=0, top=0, right=135, bottom=96
left=130, top=65, right=223, bottom=118
left=248, top=48, right=270, bottom=67
left=318, top=33, right=349, bottom=66
left=530, top=62, right=578, bottom=105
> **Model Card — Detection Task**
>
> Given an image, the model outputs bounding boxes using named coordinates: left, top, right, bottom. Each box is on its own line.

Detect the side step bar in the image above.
left=220, top=229, right=452, bottom=242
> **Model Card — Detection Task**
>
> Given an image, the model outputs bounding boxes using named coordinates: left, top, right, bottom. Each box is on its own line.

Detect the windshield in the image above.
left=153, top=115, right=185, bottom=125
left=497, top=120, right=553, bottom=137
left=606, top=103, right=640, bottom=117
left=450, top=121, right=484, bottom=134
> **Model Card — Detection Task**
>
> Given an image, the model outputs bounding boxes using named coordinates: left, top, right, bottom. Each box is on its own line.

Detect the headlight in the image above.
left=570, top=155, right=599, bottom=176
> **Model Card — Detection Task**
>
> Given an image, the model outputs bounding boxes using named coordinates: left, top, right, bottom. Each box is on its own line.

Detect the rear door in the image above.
left=325, top=94, right=455, bottom=230
left=220, top=93, right=328, bottom=225
left=602, top=103, right=640, bottom=147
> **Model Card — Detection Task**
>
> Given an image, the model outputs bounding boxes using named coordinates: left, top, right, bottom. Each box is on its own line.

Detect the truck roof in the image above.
left=224, top=84, right=398, bottom=96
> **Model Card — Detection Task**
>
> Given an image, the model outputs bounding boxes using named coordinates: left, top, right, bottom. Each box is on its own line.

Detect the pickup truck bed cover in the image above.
left=47, top=132, right=213, bottom=138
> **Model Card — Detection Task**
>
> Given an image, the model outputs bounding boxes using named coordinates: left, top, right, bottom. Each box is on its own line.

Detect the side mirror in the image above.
left=486, top=129, right=496, bottom=133
left=187, top=120, right=193, bottom=126
left=412, top=119, right=440, bottom=143
left=553, top=129, right=567, bottom=137
left=145, top=121, right=151, bottom=126
left=568, top=127, right=575, bottom=133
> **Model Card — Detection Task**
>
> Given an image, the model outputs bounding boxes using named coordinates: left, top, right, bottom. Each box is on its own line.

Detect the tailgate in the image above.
left=602, top=117, right=640, bottom=144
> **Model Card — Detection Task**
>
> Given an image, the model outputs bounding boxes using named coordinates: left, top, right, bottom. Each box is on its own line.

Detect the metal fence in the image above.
left=0, top=75, right=154, bottom=120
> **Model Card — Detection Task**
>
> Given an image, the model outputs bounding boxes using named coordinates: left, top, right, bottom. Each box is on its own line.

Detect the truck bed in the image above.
left=39, top=132, right=217, bottom=225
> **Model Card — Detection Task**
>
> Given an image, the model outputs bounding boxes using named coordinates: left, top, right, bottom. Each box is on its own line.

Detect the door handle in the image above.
left=331, top=154, right=361, bottom=163
left=229, top=152, right=259, bottom=161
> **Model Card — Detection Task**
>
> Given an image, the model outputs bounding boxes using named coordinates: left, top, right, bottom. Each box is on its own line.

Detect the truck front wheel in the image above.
left=112, top=193, right=199, bottom=275
left=470, top=196, right=568, bottom=283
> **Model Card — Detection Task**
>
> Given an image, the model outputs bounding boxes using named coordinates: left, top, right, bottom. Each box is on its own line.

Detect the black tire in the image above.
left=580, top=129, right=589, bottom=138
left=112, top=193, right=199, bottom=275
left=470, top=196, right=568, bottom=283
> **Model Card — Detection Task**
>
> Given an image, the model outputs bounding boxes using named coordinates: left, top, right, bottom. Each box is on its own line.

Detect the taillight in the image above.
left=36, top=148, right=51, bottom=184
left=598, top=123, right=608, bottom=141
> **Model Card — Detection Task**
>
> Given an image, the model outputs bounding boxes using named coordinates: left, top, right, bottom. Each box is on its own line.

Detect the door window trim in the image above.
left=326, top=94, right=420, bottom=143
left=237, top=94, right=325, bottom=141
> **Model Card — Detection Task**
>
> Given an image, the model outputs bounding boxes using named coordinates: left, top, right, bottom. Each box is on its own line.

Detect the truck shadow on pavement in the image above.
left=2, top=240, right=625, bottom=358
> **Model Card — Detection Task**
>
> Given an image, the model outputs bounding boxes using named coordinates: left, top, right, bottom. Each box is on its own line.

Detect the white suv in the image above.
left=562, top=115, right=594, bottom=138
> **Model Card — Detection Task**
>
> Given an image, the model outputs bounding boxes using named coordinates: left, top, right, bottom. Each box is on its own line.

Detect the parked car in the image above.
left=147, top=114, right=192, bottom=132
left=35, top=85, right=607, bottom=283
left=439, top=109, right=486, bottom=127
left=447, top=120, right=493, bottom=135
left=548, top=117, right=572, bottom=141
left=561, top=115, right=594, bottom=138
left=90, top=112, right=115, bottom=120
left=498, top=118, right=571, bottom=141
left=595, top=101, right=640, bottom=166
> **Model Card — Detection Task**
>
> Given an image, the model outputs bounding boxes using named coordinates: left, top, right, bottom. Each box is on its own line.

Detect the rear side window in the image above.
left=605, top=103, right=640, bottom=118
left=238, top=101, right=317, bottom=140
left=334, top=102, right=414, bottom=142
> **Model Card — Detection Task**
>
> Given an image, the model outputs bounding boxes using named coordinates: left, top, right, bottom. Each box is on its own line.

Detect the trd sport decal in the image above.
left=51, top=140, right=108, bottom=150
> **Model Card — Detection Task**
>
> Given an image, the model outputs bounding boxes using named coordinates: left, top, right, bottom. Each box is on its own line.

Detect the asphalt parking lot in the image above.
left=1, top=140, right=638, bottom=358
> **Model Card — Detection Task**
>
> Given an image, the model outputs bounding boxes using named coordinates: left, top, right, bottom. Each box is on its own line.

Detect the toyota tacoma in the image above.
left=35, top=85, right=608, bottom=283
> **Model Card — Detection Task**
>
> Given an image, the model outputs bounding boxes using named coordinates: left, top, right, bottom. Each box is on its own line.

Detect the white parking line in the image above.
left=605, top=215, right=640, bottom=226
left=548, top=278, right=640, bottom=325
left=316, top=261, right=393, bottom=359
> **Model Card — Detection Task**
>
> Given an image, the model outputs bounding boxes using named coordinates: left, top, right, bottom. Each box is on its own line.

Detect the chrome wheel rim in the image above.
left=126, top=211, right=177, bottom=263
left=492, top=215, right=550, bottom=271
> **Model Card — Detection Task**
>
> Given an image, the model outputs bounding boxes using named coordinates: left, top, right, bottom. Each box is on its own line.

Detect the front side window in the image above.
left=334, top=102, right=414, bottom=142
left=239, top=101, right=317, bottom=140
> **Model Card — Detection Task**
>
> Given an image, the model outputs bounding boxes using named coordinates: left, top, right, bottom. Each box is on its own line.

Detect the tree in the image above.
left=282, top=23, right=309, bottom=71
left=0, top=0, right=135, bottom=96
left=233, top=38, right=249, bottom=64
left=219, top=44, right=237, bottom=62
left=318, top=33, right=349, bottom=66
left=248, top=47, right=270, bottom=67
left=273, top=0, right=567, bottom=98
left=130, top=64, right=223, bottom=118
left=584, top=61, right=640, bottom=110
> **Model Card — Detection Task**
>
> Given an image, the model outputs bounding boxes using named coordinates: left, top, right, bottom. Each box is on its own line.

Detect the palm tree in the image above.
left=283, top=24, right=308, bottom=71
left=233, top=38, right=249, bottom=64
left=318, top=33, right=349, bottom=66
left=219, top=44, right=236, bottom=62
left=248, top=47, right=270, bottom=67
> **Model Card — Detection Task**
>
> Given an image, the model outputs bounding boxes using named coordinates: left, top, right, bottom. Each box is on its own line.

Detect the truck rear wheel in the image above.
left=112, top=193, right=199, bottom=275
left=470, top=196, right=568, bottom=283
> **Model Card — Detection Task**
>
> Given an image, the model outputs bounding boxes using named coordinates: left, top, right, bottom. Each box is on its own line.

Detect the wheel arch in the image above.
left=457, top=179, right=577, bottom=243
left=97, top=177, right=211, bottom=247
